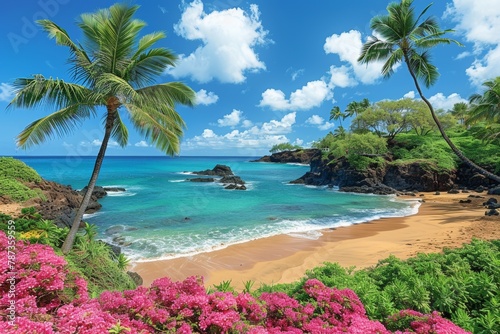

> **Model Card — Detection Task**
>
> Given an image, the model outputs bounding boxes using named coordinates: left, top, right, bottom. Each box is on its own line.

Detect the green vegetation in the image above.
left=269, top=142, right=303, bottom=153
left=0, top=157, right=45, bottom=202
left=0, top=157, right=42, bottom=183
left=254, top=239, right=500, bottom=333
left=358, top=0, right=500, bottom=183
left=0, top=208, right=136, bottom=297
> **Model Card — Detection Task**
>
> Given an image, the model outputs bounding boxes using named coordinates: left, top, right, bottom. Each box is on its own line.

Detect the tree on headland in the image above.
left=8, top=4, right=196, bottom=253
left=270, top=142, right=302, bottom=153
left=329, top=106, right=345, bottom=127
left=358, top=0, right=500, bottom=183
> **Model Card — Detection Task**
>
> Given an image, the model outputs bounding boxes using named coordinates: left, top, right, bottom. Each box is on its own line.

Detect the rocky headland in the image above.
left=255, top=149, right=500, bottom=196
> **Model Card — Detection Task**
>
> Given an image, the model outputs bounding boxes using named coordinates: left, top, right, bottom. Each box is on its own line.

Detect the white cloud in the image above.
left=0, top=83, right=14, bottom=102
left=306, top=114, right=335, bottom=131
left=455, top=51, right=471, bottom=60
left=217, top=109, right=242, bottom=127
left=134, top=140, right=150, bottom=147
left=195, top=89, right=219, bottom=105
left=241, top=119, right=253, bottom=128
left=80, top=139, right=119, bottom=148
left=183, top=112, right=296, bottom=152
left=259, top=80, right=331, bottom=111
left=324, top=30, right=391, bottom=85
left=287, top=68, right=304, bottom=81
left=306, top=115, right=324, bottom=125
left=403, top=91, right=416, bottom=99
left=428, top=93, right=468, bottom=110
left=168, top=0, right=268, bottom=83
left=328, top=65, right=357, bottom=88
left=445, top=0, right=500, bottom=86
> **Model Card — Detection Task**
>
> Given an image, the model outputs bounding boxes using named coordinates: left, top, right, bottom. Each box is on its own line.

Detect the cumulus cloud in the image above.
left=259, top=80, right=331, bottom=111
left=327, top=65, right=357, bottom=88
left=183, top=112, right=297, bottom=152
left=0, top=83, right=14, bottom=102
left=217, top=109, right=243, bottom=127
left=195, top=89, right=219, bottom=105
left=168, top=0, right=269, bottom=83
left=324, top=30, right=391, bottom=85
left=80, top=139, right=120, bottom=148
left=428, top=93, right=468, bottom=111
left=134, top=141, right=150, bottom=147
left=403, top=91, right=416, bottom=99
left=306, top=115, right=334, bottom=131
left=445, top=0, right=500, bottom=86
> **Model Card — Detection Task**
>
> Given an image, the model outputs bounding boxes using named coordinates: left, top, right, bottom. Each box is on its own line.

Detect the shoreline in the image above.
left=131, top=192, right=499, bottom=290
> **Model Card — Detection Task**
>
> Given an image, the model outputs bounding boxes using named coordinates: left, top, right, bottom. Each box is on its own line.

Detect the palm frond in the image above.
left=110, top=111, right=129, bottom=147
left=382, top=49, right=404, bottom=78
left=132, top=32, right=167, bottom=59
left=8, top=76, right=98, bottom=110
left=125, top=104, right=185, bottom=155
left=407, top=50, right=439, bottom=87
left=94, top=73, right=139, bottom=102
left=37, top=19, right=93, bottom=84
left=358, top=38, right=394, bottom=64
left=136, top=82, right=196, bottom=108
left=126, top=48, right=178, bottom=87
left=17, top=104, right=96, bottom=148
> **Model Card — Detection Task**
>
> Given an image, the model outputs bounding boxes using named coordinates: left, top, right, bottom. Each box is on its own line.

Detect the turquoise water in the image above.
left=17, top=156, right=419, bottom=261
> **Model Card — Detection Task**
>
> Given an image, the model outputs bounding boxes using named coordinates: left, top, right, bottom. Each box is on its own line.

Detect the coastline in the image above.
left=130, top=192, right=500, bottom=290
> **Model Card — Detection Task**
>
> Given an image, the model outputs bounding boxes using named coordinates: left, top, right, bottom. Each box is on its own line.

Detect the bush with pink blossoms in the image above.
left=0, top=230, right=472, bottom=333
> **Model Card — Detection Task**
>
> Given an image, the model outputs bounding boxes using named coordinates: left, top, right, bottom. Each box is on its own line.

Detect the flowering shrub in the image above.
left=0, top=231, right=471, bottom=333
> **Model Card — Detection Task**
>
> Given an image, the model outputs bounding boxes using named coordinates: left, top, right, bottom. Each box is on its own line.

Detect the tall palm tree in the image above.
left=329, top=106, right=345, bottom=126
left=8, top=4, right=196, bottom=253
left=344, top=98, right=370, bottom=119
left=358, top=0, right=500, bottom=183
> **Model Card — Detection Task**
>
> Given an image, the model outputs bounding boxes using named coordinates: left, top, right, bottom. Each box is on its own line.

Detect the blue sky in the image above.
left=1, top=0, right=499, bottom=156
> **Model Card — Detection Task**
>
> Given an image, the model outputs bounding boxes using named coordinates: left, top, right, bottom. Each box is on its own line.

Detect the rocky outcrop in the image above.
left=188, top=165, right=247, bottom=190
left=252, top=149, right=321, bottom=164
left=289, top=154, right=464, bottom=194
left=192, top=164, right=234, bottom=176
left=26, top=180, right=102, bottom=228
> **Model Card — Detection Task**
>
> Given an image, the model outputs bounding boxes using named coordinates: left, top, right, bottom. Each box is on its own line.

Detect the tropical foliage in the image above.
left=269, top=142, right=302, bottom=153
left=0, top=228, right=472, bottom=333
left=468, top=77, right=500, bottom=144
left=8, top=3, right=196, bottom=253
left=357, top=0, right=500, bottom=183
left=0, top=157, right=45, bottom=202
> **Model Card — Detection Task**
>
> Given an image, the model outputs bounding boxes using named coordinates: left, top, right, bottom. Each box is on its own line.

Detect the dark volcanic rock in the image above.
left=80, top=185, right=107, bottom=199
left=340, top=185, right=397, bottom=195
left=252, top=149, right=320, bottom=164
left=104, top=187, right=126, bottom=192
left=224, top=184, right=247, bottom=190
left=189, top=177, right=215, bottom=182
left=488, top=186, right=500, bottom=195
left=219, top=175, right=245, bottom=184
left=192, top=164, right=234, bottom=176
left=127, top=271, right=143, bottom=286
left=28, top=180, right=102, bottom=228
left=384, top=163, right=455, bottom=192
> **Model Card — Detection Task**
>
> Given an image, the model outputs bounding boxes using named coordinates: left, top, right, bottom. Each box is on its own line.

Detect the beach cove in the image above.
left=131, top=192, right=500, bottom=290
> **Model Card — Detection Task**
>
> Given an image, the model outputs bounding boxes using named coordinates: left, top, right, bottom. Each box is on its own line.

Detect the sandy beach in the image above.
left=130, top=192, right=500, bottom=290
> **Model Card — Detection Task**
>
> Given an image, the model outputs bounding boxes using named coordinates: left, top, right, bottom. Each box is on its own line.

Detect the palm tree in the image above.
left=344, top=98, right=370, bottom=119
left=451, top=102, right=469, bottom=126
left=468, top=77, right=500, bottom=144
left=468, top=77, right=500, bottom=124
left=329, top=106, right=345, bottom=126
left=8, top=4, right=196, bottom=253
left=358, top=0, right=500, bottom=183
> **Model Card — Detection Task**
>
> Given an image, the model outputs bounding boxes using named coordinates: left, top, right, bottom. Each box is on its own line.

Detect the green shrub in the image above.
left=0, top=177, right=44, bottom=202
left=0, top=157, right=42, bottom=183
left=257, top=239, right=500, bottom=332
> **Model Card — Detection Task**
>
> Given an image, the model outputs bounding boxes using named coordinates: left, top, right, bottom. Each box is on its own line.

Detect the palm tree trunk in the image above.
left=403, top=55, right=500, bottom=184
left=61, top=109, right=115, bottom=254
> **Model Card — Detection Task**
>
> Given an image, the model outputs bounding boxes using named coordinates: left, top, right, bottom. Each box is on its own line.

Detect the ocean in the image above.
left=17, top=156, right=419, bottom=262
